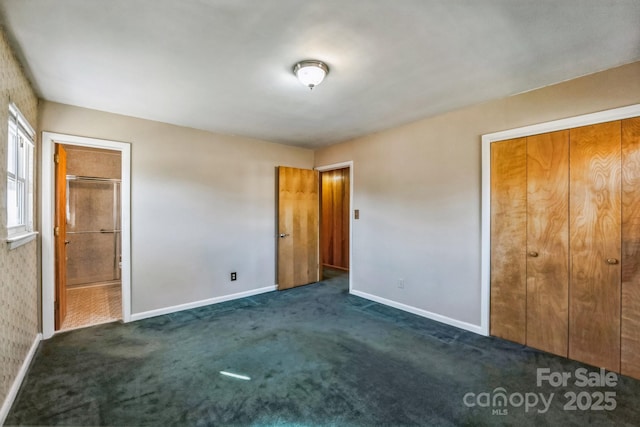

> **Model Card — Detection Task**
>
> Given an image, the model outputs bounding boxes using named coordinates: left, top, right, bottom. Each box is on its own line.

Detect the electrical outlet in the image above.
left=397, top=279, right=404, bottom=289
left=231, top=272, right=237, bottom=281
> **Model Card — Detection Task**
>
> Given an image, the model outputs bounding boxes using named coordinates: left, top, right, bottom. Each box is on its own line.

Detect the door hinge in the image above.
left=54, top=301, right=59, bottom=311
left=54, top=153, right=59, bottom=163
left=54, top=226, right=59, bottom=237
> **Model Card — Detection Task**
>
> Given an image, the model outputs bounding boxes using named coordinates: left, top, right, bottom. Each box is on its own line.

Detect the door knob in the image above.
left=64, top=240, right=71, bottom=245
left=606, top=258, right=619, bottom=265
left=528, top=251, right=539, bottom=257
left=279, top=233, right=290, bottom=238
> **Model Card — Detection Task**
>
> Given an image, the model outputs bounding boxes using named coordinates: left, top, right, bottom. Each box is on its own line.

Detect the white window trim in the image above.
left=7, top=231, right=38, bottom=250
left=6, top=103, right=36, bottom=249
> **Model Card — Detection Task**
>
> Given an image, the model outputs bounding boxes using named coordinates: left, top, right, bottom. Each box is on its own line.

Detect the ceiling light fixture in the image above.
left=293, top=60, right=329, bottom=90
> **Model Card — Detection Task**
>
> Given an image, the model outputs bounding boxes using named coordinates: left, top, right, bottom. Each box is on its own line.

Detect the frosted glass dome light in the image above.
left=293, top=60, right=329, bottom=89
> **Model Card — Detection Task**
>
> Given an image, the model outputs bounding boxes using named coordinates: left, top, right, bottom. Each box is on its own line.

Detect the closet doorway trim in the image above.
left=480, top=104, right=640, bottom=336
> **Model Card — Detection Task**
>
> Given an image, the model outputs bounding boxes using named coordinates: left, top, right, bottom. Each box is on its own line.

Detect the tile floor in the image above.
left=60, top=283, right=122, bottom=330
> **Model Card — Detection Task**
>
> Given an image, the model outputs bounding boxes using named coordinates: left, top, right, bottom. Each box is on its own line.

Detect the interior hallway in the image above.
left=6, top=271, right=640, bottom=426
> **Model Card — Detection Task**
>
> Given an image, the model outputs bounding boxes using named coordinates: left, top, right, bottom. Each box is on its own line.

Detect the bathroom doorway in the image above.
left=55, top=144, right=123, bottom=331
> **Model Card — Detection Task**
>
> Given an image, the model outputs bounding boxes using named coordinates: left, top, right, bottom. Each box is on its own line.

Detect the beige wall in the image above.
left=314, top=61, right=640, bottom=328
left=0, top=29, right=39, bottom=411
left=39, top=101, right=314, bottom=314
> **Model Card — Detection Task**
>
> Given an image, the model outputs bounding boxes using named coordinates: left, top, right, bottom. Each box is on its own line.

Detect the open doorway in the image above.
left=55, top=144, right=123, bottom=331
left=275, top=162, right=353, bottom=292
left=318, top=164, right=352, bottom=288
left=42, top=132, right=131, bottom=339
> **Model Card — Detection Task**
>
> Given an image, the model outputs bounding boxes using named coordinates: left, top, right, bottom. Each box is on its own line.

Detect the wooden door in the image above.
left=526, top=130, right=569, bottom=357
left=321, top=168, right=350, bottom=270
left=277, top=166, right=319, bottom=290
left=622, top=117, right=640, bottom=378
left=55, top=144, right=68, bottom=330
left=569, top=121, right=621, bottom=372
left=490, top=137, right=527, bottom=344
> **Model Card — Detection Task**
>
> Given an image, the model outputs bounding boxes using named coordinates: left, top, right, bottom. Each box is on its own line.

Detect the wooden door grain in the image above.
left=526, top=131, right=570, bottom=357
left=569, top=121, right=621, bottom=372
left=55, top=144, right=68, bottom=330
left=622, top=117, right=640, bottom=379
left=321, top=168, right=350, bottom=270
left=277, top=166, right=319, bottom=289
left=490, top=138, right=527, bottom=344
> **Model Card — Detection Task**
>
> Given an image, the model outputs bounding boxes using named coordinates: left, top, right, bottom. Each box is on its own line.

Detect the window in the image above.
left=7, top=103, right=35, bottom=238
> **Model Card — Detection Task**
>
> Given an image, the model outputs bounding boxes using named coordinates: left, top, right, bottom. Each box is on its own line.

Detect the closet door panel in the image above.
left=491, top=138, right=527, bottom=344
left=526, top=130, right=569, bottom=357
left=569, top=121, right=621, bottom=372
left=622, top=117, right=640, bottom=379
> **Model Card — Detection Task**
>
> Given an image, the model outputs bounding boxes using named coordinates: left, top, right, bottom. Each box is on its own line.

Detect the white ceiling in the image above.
left=1, top=1, right=639, bottom=148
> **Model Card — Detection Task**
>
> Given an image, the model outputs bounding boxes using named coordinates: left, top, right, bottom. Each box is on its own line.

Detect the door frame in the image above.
left=315, top=161, right=354, bottom=293
left=41, top=132, right=132, bottom=339
left=481, top=103, right=640, bottom=337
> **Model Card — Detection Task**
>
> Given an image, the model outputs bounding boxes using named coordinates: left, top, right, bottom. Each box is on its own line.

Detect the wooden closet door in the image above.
left=569, top=121, right=621, bottom=372
left=490, top=138, right=527, bottom=344
left=622, top=117, right=640, bottom=379
left=526, top=131, right=569, bottom=357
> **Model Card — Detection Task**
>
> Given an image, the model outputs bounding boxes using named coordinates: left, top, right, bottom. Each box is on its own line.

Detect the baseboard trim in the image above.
left=0, top=333, right=42, bottom=426
left=130, top=286, right=277, bottom=322
left=350, top=290, right=483, bottom=335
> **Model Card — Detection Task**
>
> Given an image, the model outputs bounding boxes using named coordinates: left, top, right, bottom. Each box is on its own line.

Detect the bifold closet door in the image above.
left=526, top=130, right=569, bottom=357
left=569, top=121, right=621, bottom=373
left=490, top=137, right=527, bottom=344
left=622, top=117, right=640, bottom=379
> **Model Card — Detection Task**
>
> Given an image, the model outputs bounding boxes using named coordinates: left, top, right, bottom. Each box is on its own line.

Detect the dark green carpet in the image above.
left=6, top=270, right=640, bottom=426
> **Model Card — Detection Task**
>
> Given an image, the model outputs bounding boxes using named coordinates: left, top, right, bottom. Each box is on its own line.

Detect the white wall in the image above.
left=314, top=61, right=640, bottom=330
left=39, top=101, right=314, bottom=314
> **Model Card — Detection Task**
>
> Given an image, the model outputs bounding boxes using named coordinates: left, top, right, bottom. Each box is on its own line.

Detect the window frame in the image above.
left=7, top=103, right=35, bottom=240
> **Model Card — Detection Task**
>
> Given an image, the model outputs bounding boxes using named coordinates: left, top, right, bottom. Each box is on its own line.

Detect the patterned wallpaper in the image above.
left=0, top=27, right=39, bottom=407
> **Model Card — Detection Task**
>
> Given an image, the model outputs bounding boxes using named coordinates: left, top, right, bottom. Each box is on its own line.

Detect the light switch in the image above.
left=354, top=209, right=360, bottom=220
